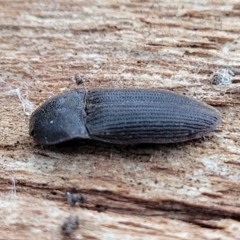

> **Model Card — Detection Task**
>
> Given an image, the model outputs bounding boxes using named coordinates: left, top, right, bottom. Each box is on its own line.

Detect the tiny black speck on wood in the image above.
left=29, top=88, right=221, bottom=145
left=61, top=215, right=79, bottom=236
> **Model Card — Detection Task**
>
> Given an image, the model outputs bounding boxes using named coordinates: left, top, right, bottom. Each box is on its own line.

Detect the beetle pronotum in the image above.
left=29, top=89, right=221, bottom=145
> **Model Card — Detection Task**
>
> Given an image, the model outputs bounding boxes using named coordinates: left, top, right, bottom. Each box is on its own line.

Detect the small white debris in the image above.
left=74, top=73, right=84, bottom=85
left=212, top=68, right=233, bottom=85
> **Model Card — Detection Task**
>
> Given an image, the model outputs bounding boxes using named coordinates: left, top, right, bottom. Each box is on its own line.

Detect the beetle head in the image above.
left=29, top=89, right=89, bottom=145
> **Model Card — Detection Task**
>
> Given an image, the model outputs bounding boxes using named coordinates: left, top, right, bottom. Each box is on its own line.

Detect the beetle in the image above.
left=29, top=88, right=221, bottom=145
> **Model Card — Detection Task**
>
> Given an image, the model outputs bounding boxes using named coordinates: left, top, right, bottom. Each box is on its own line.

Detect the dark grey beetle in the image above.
left=29, top=89, right=221, bottom=145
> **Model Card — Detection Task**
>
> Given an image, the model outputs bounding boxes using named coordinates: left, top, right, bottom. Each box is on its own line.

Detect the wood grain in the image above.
left=1, top=0, right=240, bottom=239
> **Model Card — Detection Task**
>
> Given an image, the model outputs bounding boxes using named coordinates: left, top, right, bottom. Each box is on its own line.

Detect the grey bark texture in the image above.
left=1, top=0, right=240, bottom=239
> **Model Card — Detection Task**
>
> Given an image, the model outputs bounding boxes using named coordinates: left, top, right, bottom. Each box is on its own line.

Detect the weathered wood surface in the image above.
left=1, top=0, right=240, bottom=239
